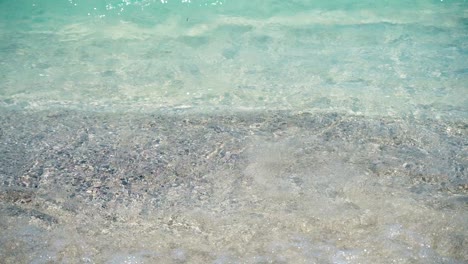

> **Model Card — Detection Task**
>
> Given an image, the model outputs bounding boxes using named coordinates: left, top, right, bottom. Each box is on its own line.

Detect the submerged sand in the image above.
left=0, top=109, right=466, bottom=263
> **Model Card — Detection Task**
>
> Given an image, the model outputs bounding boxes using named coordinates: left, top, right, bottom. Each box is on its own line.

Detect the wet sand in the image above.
left=0, top=109, right=466, bottom=263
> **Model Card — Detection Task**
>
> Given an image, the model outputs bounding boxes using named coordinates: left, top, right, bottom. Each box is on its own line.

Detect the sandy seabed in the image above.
left=0, top=108, right=466, bottom=263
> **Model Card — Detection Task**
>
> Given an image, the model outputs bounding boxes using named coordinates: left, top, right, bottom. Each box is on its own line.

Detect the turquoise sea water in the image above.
left=1, top=0, right=467, bottom=119
left=0, top=1, right=467, bottom=263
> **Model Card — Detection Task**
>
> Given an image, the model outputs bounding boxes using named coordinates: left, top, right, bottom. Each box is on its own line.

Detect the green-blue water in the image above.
left=0, top=1, right=467, bottom=263
left=1, top=0, right=467, bottom=119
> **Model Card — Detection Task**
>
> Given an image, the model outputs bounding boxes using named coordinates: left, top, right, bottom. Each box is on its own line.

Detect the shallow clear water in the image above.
left=1, top=0, right=467, bottom=119
left=0, top=1, right=467, bottom=263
